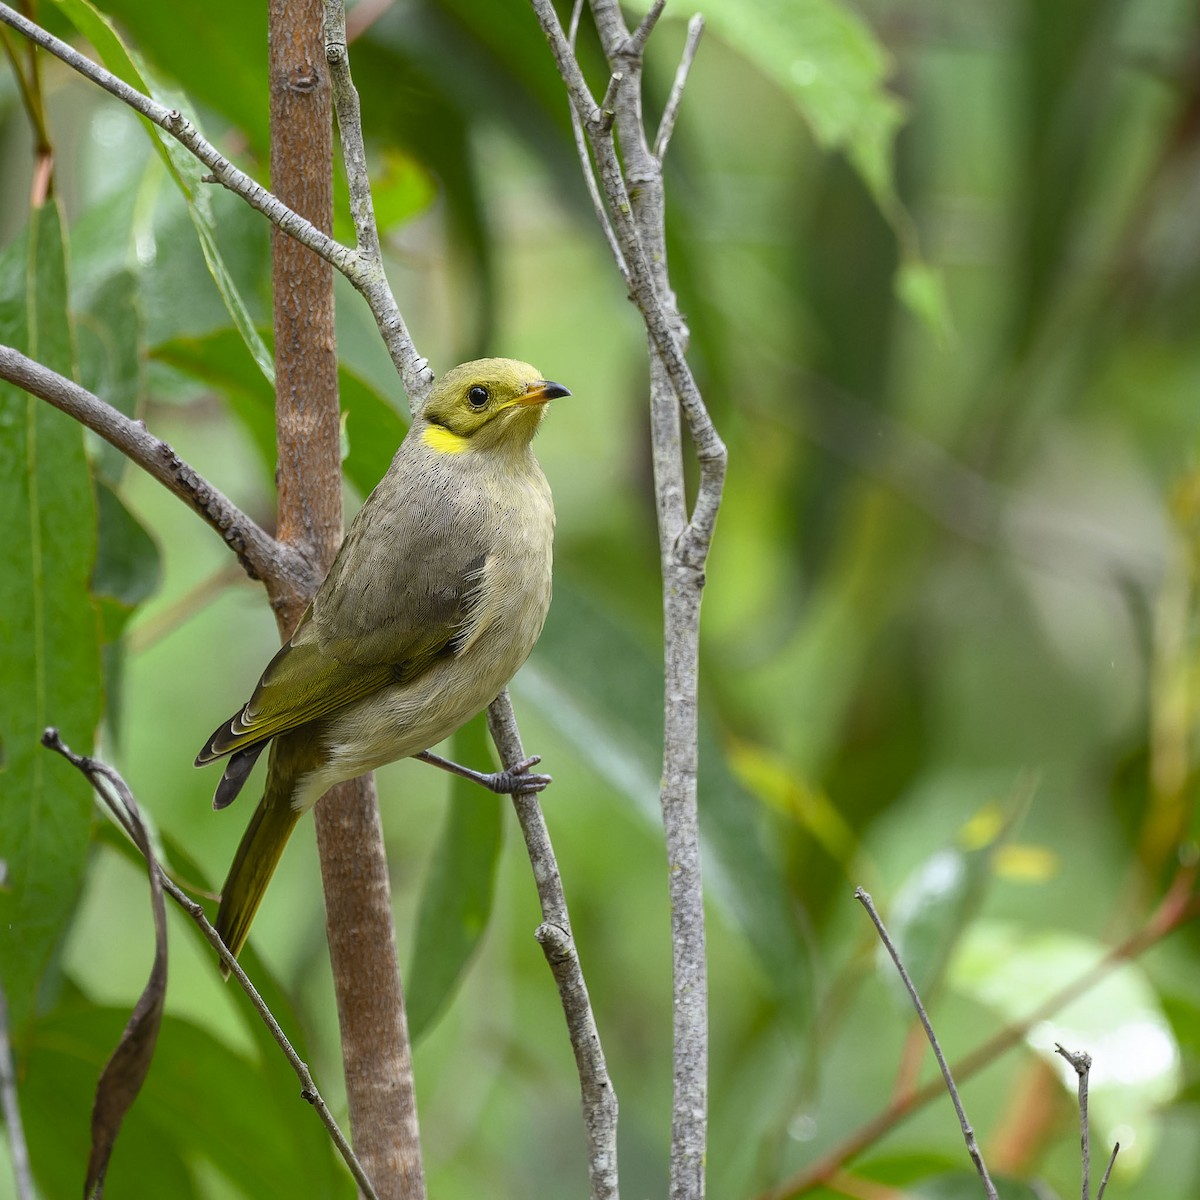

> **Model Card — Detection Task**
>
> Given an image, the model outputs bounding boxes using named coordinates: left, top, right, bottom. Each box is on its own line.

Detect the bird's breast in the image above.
left=313, top=457, right=554, bottom=789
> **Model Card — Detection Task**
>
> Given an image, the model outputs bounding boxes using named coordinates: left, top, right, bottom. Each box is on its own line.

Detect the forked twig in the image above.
left=1055, top=1044, right=1093, bottom=1200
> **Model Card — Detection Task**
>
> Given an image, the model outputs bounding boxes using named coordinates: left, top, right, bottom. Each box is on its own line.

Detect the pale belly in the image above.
left=293, top=541, right=552, bottom=811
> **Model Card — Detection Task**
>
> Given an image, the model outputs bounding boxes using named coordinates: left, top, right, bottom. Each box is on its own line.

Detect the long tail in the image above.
left=215, top=737, right=310, bottom=976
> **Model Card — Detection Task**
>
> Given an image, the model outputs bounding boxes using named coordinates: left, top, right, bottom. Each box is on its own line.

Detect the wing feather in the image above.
left=196, top=448, right=490, bottom=765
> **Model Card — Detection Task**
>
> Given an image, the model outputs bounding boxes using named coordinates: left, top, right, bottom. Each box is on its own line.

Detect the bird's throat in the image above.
left=422, top=424, right=470, bottom=455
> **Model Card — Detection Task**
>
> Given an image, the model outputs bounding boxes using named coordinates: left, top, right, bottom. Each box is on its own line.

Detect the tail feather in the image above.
left=212, top=743, right=267, bottom=811
left=215, top=739, right=310, bottom=977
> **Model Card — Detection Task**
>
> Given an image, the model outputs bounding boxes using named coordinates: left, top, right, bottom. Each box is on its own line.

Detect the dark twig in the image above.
left=170, top=885, right=380, bottom=1200
left=1055, top=1045, right=1093, bottom=1200
left=0, top=972, right=33, bottom=1200
left=855, top=888, right=999, bottom=1200
left=40, top=732, right=379, bottom=1200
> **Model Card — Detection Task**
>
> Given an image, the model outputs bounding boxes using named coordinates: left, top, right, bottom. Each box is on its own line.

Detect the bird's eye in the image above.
left=467, top=385, right=489, bottom=408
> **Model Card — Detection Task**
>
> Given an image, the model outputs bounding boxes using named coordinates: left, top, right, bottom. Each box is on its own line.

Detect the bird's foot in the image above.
left=415, top=749, right=552, bottom=795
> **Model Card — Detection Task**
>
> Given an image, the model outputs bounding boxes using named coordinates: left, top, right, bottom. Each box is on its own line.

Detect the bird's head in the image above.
left=418, top=358, right=572, bottom=456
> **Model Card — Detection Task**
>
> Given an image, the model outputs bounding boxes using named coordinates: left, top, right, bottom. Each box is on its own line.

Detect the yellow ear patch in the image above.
left=422, top=425, right=470, bottom=455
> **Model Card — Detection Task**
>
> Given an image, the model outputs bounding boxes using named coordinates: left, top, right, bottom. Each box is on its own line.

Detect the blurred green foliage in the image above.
left=3, top=0, right=1200, bottom=1197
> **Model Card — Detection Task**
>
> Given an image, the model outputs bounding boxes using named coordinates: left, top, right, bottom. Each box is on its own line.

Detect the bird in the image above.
left=195, top=358, right=571, bottom=968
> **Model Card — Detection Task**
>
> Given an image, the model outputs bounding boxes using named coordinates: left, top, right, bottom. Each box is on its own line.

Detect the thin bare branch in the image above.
left=530, top=0, right=726, bottom=562
left=587, top=0, right=631, bottom=56
left=1055, top=1044, right=1093, bottom=1200
left=856, top=888, right=998, bottom=1199
left=565, top=1, right=627, bottom=278
left=624, top=0, right=666, bottom=58
left=41, top=731, right=379, bottom=1200
left=530, top=6, right=727, bottom=1198
left=487, top=692, right=619, bottom=1200
left=530, top=0, right=603, bottom=124
left=322, top=0, right=380, bottom=262
left=764, top=872, right=1200, bottom=1200
left=1097, top=1143, right=1119, bottom=1200
left=653, top=16, right=704, bottom=162
left=0, top=344, right=312, bottom=601
left=322, top=0, right=431, bottom=407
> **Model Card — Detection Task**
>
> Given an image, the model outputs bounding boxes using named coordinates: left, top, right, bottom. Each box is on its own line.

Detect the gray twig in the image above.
left=322, top=0, right=431, bottom=407
left=1056, top=1044, right=1094, bottom=1200
left=530, top=0, right=725, bottom=560
left=487, top=692, right=619, bottom=1200
left=653, top=16, right=704, bottom=162
left=1097, top=1142, right=1119, bottom=1200
left=530, top=3, right=726, bottom=1197
left=623, top=0, right=666, bottom=57
left=41, top=731, right=379, bottom=1200
left=855, top=888, right=999, bottom=1200
left=565, top=0, right=627, bottom=279
left=0, top=970, right=33, bottom=1200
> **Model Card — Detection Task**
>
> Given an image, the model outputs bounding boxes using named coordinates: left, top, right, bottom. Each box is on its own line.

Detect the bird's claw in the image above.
left=485, top=755, right=552, bottom=795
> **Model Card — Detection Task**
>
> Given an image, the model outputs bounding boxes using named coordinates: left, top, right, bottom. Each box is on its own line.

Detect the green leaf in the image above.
left=21, top=1003, right=349, bottom=1200
left=152, top=328, right=277, bottom=467
left=896, top=258, right=954, bottom=347
left=75, top=268, right=144, bottom=486
left=516, top=575, right=812, bottom=1003
left=332, top=147, right=436, bottom=246
left=82, top=778, right=168, bottom=1200
left=48, top=0, right=274, bottom=382
left=406, top=713, right=504, bottom=1041
left=155, top=329, right=409, bottom=495
left=67, top=0, right=269, bottom=153
left=92, top=481, right=163, bottom=643
left=704, top=0, right=951, bottom=336
left=0, top=203, right=103, bottom=1038
left=704, top=0, right=904, bottom=194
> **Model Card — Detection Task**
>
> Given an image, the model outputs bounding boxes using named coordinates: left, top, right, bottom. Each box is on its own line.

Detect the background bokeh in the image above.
left=3, top=0, right=1200, bottom=1196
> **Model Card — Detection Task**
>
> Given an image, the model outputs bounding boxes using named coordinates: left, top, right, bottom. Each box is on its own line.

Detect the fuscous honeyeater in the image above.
left=196, top=358, right=571, bottom=966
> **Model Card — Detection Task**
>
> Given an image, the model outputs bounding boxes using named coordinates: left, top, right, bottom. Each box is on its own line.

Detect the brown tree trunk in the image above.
left=267, top=1, right=424, bottom=1195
